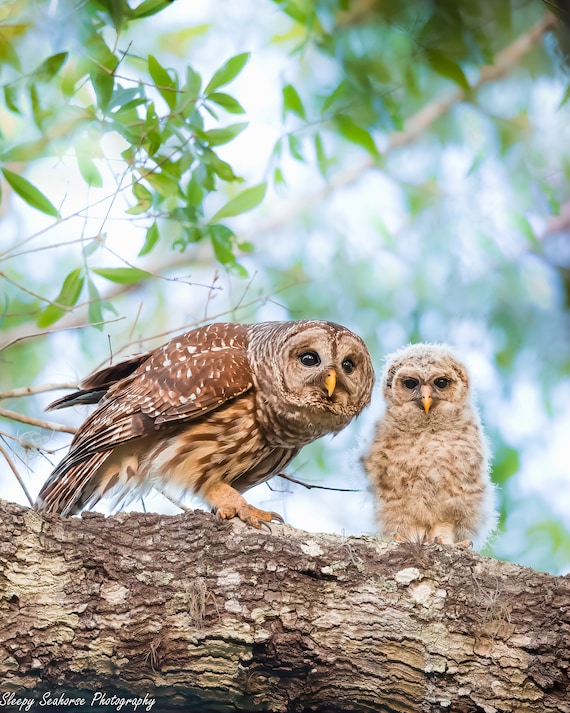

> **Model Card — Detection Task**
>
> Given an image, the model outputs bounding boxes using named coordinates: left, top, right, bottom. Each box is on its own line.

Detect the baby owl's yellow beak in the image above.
left=420, top=384, right=432, bottom=413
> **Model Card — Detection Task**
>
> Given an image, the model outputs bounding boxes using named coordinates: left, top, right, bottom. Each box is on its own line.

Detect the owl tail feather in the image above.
left=34, top=451, right=111, bottom=516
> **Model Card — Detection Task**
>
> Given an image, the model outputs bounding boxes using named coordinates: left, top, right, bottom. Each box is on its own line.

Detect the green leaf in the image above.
left=559, top=84, right=570, bottom=110
left=77, top=155, right=103, bottom=187
left=186, top=174, right=205, bottom=207
left=29, top=83, right=45, bottom=129
left=237, top=240, right=255, bottom=253
left=0, top=34, right=21, bottom=70
left=3, top=84, right=20, bottom=114
left=211, top=182, right=267, bottom=222
left=510, top=213, right=540, bottom=249
left=37, top=269, right=84, bottom=327
left=87, top=278, right=104, bottom=330
left=1, top=139, right=50, bottom=162
left=314, top=133, right=329, bottom=177
left=35, top=52, right=68, bottom=82
left=209, top=224, right=235, bottom=264
left=425, top=49, right=470, bottom=92
left=139, top=221, right=159, bottom=257
left=132, top=0, right=174, bottom=19
left=335, top=116, right=379, bottom=158
left=202, top=149, right=242, bottom=182
left=207, top=92, right=246, bottom=114
left=201, top=122, right=248, bottom=147
left=90, top=67, right=114, bottom=112
left=208, top=224, right=247, bottom=276
left=204, top=52, right=250, bottom=95
left=126, top=179, right=153, bottom=215
left=92, top=267, right=151, bottom=284
left=1, top=168, right=60, bottom=218
left=273, top=167, right=286, bottom=187
left=144, top=171, right=179, bottom=198
left=282, top=84, right=306, bottom=120
left=287, top=133, right=304, bottom=162
left=183, top=66, right=202, bottom=101
left=148, top=55, right=177, bottom=110
left=322, top=80, right=350, bottom=114
left=466, top=152, right=485, bottom=177
left=492, top=447, right=519, bottom=485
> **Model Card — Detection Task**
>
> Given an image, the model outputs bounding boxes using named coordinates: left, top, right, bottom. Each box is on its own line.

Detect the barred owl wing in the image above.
left=36, top=323, right=254, bottom=513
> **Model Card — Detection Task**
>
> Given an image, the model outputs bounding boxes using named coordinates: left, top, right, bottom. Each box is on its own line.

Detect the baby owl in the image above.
left=35, top=320, right=374, bottom=528
left=363, top=343, right=496, bottom=548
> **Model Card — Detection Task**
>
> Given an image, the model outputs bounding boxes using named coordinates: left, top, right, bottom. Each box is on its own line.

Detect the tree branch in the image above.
left=0, top=445, right=33, bottom=506
left=0, top=407, right=77, bottom=434
left=0, top=383, right=79, bottom=399
left=0, top=499, right=567, bottom=712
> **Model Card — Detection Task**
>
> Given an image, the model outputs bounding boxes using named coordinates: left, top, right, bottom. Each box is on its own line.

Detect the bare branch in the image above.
left=0, top=383, right=79, bottom=399
left=275, top=472, right=363, bottom=493
left=0, top=316, right=126, bottom=353
left=0, top=429, right=59, bottom=455
left=0, top=442, right=34, bottom=506
left=0, top=407, right=77, bottom=434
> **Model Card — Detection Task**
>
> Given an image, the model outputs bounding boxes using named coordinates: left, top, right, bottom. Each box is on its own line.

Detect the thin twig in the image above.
left=0, top=429, right=59, bottom=454
left=92, top=284, right=295, bottom=368
left=0, top=316, right=126, bottom=353
left=0, top=383, right=79, bottom=399
left=0, top=407, right=77, bottom=434
left=275, top=472, right=363, bottom=493
left=0, top=442, right=34, bottom=506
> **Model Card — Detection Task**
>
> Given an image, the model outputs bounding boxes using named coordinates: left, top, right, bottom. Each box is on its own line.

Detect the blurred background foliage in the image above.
left=1, top=0, right=569, bottom=573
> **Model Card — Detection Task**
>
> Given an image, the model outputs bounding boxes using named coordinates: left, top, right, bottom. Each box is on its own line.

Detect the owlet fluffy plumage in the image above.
left=363, top=343, right=496, bottom=548
left=35, top=320, right=374, bottom=528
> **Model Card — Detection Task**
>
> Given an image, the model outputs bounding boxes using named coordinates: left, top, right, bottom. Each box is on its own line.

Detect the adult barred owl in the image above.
left=363, top=343, right=496, bottom=548
left=35, top=320, right=374, bottom=527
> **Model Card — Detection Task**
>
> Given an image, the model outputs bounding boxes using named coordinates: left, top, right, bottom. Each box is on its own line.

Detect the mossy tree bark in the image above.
left=0, top=499, right=568, bottom=712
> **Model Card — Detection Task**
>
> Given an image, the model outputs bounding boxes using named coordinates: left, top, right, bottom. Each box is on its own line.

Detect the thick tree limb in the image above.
left=0, top=499, right=568, bottom=712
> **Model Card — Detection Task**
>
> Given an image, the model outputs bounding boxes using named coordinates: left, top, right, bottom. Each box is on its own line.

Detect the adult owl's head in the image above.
left=248, top=320, right=374, bottom=440
left=383, top=343, right=471, bottom=424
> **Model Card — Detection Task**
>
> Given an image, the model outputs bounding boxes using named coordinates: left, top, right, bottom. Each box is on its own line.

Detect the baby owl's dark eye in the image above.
left=299, top=351, right=321, bottom=367
left=403, top=378, right=419, bottom=390
left=342, top=358, right=355, bottom=374
left=434, top=377, right=450, bottom=388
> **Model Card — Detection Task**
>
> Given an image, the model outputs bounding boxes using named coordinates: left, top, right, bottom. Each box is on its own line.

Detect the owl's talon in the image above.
left=394, top=534, right=407, bottom=542
left=455, top=539, right=473, bottom=549
left=208, top=482, right=286, bottom=529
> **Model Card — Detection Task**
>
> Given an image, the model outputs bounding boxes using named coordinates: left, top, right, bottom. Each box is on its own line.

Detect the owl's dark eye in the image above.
left=434, top=377, right=450, bottom=388
left=403, top=378, right=419, bottom=390
left=342, top=358, right=355, bottom=374
left=299, top=351, right=321, bottom=367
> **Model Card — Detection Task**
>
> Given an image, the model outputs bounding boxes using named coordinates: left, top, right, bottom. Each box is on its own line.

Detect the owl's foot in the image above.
left=207, top=483, right=284, bottom=529
left=216, top=503, right=284, bottom=529
left=454, top=539, right=473, bottom=549
left=433, top=536, right=473, bottom=548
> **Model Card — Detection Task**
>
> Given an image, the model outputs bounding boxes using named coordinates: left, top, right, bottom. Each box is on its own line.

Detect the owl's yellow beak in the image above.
left=420, top=384, right=432, bottom=413
left=324, top=369, right=337, bottom=397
